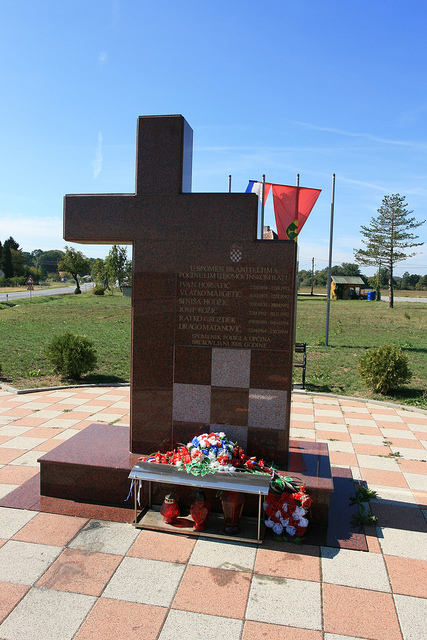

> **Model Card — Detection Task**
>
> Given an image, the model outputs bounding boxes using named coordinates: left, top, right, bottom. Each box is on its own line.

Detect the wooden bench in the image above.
left=294, top=342, right=307, bottom=389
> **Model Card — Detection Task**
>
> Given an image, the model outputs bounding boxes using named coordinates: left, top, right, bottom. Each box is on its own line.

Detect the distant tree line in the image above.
left=0, top=237, right=132, bottom=293
left=298, top=262, right=427, bottom=291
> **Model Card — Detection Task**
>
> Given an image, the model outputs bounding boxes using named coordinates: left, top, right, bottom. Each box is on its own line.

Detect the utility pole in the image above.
left=311, top=257, right=315, bottom=296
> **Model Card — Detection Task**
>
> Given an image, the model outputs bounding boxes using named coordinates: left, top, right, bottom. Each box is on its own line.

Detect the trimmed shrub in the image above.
left=92, top=285, right=105, bottom=295
left=45, top=332, right=97, bottom=379
left=358, top=345, right=411, bottom=394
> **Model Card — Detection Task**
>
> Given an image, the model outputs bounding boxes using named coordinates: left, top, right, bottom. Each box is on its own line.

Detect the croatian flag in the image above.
left=246, top=180, right=271, bottom=204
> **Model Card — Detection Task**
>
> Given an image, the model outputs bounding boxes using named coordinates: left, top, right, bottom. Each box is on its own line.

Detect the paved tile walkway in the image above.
left=0, top=385, right=426, bottom=639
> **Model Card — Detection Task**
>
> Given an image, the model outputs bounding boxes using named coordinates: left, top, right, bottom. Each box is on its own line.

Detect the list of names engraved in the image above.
left=175, top=264, right=292, bottom=349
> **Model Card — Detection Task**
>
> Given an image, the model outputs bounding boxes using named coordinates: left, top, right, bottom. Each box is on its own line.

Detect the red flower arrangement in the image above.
left=264, top=480, right=312, bottom=539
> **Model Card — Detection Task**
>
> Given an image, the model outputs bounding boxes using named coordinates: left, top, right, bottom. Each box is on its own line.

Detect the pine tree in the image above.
left=354, top=194, right=425, bottom=308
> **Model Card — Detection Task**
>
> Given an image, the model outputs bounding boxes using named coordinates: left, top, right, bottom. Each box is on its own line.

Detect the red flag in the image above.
left=272, top=184, right=321, bottom=240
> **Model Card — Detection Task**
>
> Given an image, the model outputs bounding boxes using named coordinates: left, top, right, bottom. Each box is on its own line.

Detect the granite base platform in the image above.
left=38, top=423, right=334, bottom=527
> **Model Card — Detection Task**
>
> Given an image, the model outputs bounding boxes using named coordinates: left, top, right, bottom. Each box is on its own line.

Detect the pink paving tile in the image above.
left=254, top=542, right=320, bottom=582
left=127, top=529, right=196, bottom=563
left=242, top=621, right=322, bottom=640
left=348, top=425, right=382, bottom=435
left=23, top=427, right=65, bottom=438
left=12, top=512, right=88, bottom=546
left=385, top=555, right=427, bottom=598
left=328, top=451, right=358, bottom=467
left=80, top=399, right=116, bottom=407
left=375, top=420, right=409, bottom=430
left=10, top=416, right=52, bottom=427
left=353, top=443, right=392, bottom=456
left=0, top=582, right=30, bottom=623
left=292, top=395, right=313, bottom=402
left=413, top=491, right=427, bottom=508
left=397, top=459, right=427, bottom=474
left=0, top=539, right=6, bottom=548
left=36, top=548, right=123, bottom=596
left=386, top=437, right=425, bottom=449
left=0, top=449, right=27, bottom=464
left=290, top=420, right=316, bottom=430
left=315, top=430, right=351, bottom=442
left=313, top=415, right=346, bottom=424
left=172, top=565, right=251, bottom=619
left=370, top=408, right=401, bottom=415
left=0, top=435, right=13, bottom=445
left=399, top=415, right=427, bottom=425
left=412, top=431, right=427, bottom=442
left=58, top=411, right=96, bottom=420
left=323, top=583, right=402, bottom=640
left=74, top=598, right=167, bottom=640
left=72, top=420, right=97, bottom=430
left=364, top=525, right=382, bottom=553
left=33, top=438, right=63, bottom=452
left=291, top=407, right=315, bottom=415
left=0, top=465, right=39, bottom=484
left=1, top=408, right=34, bottom=417
left=361, top=468, right=409, bottom=488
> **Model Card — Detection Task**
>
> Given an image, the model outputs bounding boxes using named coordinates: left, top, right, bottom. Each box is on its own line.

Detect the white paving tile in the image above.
left=381, top=429, right=417, bottom=440
left=103, top=556, right=185, bottom=606
left=0, top=484, right=19, bottom=499
left=0, top=540, right=62, bottom=584
left=321, top=547, right=391, bottom=592
left=0, top=426, right=32, bottom=436
left=246, top=574, right=322, bottom=630
left=189, top=538, right=257, bottom=572
left=407, top=422, right=427, bottom=433
left=369, top=485, right=418, bottom=506
left=9, top=450, right=42, bottom=466
left=356, top=454, right=400, bottom=471
left=314, top=422, right=349, bottom=433
left=0, top=507, right=38, bottom=538
left=68, top=519, right=139, bottom=555
left=289, top=413, right=315, bottom=423
left=345, top=418, right=377, bottom=427
left=370, top=413, right=404, bottom=422
left=0, top=436, right=47, bottom=450
left=290, top=428, right=316, bottom=439
left=316, top=440, right=355, bottom=453
left=391, top=447, right=427, bottom=461
left=393, top=593, right=427, bottom=640
left=402, top=473, right=427, bottom=492
left=377, top=527, right=427, bottom=560
left=159, top=610, right=243, bottom=640
left=350, top=434, right=387, bottom=446
left=0, top=587, right=96, bottom=640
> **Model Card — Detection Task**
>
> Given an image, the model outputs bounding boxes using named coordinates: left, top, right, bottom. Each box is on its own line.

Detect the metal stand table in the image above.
left=128, top=462, right=272, bottom=544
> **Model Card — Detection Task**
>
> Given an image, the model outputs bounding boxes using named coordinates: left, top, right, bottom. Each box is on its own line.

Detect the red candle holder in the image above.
left=190, top=489, right=211, bottom=531
left=220, top=490, right=245, bottom=535
left=160, top=493, right=180, bottom=524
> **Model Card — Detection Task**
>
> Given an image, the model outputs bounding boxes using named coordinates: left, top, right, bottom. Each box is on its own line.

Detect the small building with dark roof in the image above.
left=330, top=276, right=366, bottom=300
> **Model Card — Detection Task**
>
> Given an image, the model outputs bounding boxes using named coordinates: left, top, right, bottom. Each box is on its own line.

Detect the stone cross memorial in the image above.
left=64, top=115, right=297, bottom=466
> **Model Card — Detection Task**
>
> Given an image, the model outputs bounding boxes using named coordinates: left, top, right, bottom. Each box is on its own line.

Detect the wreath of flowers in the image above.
left=139, top=431, right=268, bottom=476
left=139, top=431, right=312, bottom=539
left=264, top=479, right=312, bottom=538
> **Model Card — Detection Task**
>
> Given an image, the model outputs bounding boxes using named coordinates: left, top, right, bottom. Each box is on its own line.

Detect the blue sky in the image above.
left=1, top=0, right=426, bottom=276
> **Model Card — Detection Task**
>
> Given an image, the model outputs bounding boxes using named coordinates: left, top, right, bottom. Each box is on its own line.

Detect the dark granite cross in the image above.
left=64, top=115, right=261, bottom=453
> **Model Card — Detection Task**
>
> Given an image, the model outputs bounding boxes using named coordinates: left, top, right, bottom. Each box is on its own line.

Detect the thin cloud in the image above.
left=98, top=51, right=108, bottom=67
left=93, top=132, right=103, bottom=179
left=291, top=120, right=427, bottom=151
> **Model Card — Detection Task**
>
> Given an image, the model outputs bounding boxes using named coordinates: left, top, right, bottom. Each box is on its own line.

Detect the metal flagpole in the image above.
left=325, top=173, right=336, bottom=347
left=260, top=174, right=266, bottom=238
left=228, top=175, right=232, bottom=193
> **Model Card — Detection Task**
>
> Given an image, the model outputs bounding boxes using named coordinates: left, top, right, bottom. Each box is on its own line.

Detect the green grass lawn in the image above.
left=0, top=290, right=426, bottom=408
left=296, top=296, right=426, bottom=408
left=0, top=292, right=131, bottom=388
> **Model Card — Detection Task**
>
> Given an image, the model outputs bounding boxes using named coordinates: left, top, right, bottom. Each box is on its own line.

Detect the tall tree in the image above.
left=354, top=194, right=425, bottom=307
left=58, top=246, right=90, bottom=293
left=105, top=245, right=132, bottom=292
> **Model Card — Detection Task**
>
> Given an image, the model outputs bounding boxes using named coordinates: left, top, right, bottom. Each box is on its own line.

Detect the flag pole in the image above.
left=228, top=175, right=232, bottom=193
left=260, top=174, right=266, bottom=238
left=325, top=173, right=336, bottom=347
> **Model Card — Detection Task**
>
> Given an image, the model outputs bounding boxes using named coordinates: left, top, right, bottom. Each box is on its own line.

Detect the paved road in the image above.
left=0, top=282, right=94, bottom=302
left=381, top=295, right=427, bottom=303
